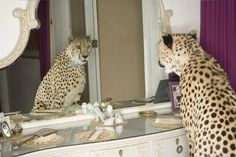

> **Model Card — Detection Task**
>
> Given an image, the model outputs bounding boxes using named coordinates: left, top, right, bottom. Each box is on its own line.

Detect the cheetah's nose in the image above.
left=159, top=60, right=165, bottom=68
left=83, top=55, right=88, bottom=59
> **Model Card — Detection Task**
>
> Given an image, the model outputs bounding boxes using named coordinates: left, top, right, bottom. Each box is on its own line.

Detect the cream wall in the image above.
left=164, top=0, right=200, bottom=34
left=97, top=0, right=145, bottom=101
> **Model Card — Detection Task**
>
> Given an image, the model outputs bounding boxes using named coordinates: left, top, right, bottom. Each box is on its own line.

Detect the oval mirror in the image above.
left=0, top=0, right=40, bottom=69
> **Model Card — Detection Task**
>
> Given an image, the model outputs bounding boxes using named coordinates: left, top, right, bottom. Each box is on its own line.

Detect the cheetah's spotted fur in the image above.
left=32, top=37, right=92, bottom=112
left=158, top=32, right=236, bottom=157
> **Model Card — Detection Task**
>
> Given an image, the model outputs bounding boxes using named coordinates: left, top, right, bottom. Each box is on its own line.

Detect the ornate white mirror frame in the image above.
left=0, top=0, right=40, bottom=69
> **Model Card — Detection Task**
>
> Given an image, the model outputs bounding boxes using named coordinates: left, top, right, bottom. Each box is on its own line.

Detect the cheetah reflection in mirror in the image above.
left=158, top=31, right=236, bottom=157
left=32, top=37, right=92, bottom=113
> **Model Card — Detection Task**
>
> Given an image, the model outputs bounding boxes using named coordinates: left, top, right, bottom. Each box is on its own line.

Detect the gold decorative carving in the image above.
left=137, top=144, right=148, bottom=157
left=156, top=0, right=173, bottom=34
left=0, top=0, right=40, bottom=69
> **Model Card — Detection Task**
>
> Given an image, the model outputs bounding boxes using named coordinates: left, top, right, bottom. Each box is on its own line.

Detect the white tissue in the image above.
left=104, top=117, right=115, bottom=126
left=82, top=103, right=87, bottom=113
left=107, top=105, right=114, bottom=117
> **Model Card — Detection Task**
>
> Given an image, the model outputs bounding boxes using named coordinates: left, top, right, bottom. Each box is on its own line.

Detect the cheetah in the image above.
left=158, top=31, right=236, bottom=157
left=32, top=37, right=92, bottom=113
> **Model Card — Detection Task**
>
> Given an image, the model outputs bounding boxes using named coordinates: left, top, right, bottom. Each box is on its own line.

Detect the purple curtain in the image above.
left=200, top=0, right=236, bottom=91
left=37, top=0, right=50, bottom=79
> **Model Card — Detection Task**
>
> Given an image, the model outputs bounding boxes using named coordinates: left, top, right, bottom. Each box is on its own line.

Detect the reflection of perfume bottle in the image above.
left=92, top=102, right=105, bottom=121
left=115, top=113, right=123, bottom=124
left=12, top=121, right=23, bottom=136
left=115, top=125, right=123, bottom=136
left=107, top=105, right=114, bottom=117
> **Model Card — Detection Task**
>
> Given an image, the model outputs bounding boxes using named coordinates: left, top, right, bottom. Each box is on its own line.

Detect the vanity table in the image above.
left=1, top=103, right=189, bottom=157
left=0, top=1, right=190, bottom=156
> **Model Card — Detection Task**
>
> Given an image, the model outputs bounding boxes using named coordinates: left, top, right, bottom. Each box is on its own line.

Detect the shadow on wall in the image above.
left=6, top=56, right=41, bottom=113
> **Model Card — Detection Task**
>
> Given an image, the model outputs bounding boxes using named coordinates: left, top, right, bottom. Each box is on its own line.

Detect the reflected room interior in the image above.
left=0, top=0, right=148, bottom=115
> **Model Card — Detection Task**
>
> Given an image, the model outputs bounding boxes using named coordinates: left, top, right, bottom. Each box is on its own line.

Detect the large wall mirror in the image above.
left=0, top=0, right=199, bottom=118
left=0, top=0, right=200, bottom=117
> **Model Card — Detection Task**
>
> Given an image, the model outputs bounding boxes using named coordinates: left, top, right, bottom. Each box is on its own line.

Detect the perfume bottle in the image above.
left=12, top=121, right=23, bottom=136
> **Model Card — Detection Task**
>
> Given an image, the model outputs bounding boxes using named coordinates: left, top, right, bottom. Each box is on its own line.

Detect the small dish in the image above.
left=24, top=133, right=64, bottom=147
left=90, top=119, right=128, bottom=127
left=139, top=110, right=157, bottom=117
left=152, top=115, right=183, bottom=129
left=75, top=130, right=117, bottom=142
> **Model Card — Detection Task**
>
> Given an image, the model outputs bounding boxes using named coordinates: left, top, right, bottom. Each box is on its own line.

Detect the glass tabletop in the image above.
left=1, top=113, right=182, bottom=157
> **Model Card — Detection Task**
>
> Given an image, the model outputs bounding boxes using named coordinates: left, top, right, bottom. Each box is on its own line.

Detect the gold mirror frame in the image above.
left=0, top=0, right=40, bottom=69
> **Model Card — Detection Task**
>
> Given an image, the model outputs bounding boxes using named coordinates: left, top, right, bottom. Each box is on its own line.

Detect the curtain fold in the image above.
left=200, top=0, right=236, bottom=91
left=37, top=0, right=50, bottom=79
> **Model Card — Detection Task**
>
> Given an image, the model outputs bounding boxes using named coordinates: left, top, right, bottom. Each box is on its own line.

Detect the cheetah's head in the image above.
left=67, top=36, right=92, bottom=65
left=157, top=31, right=200, bottom=76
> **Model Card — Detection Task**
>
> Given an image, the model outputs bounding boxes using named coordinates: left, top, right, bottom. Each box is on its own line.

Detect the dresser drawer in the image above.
left=90, top=143, right=149, bottom=157
left=20, top=147, right=86, bottom=157
left=153, top=135, right=189, bottom=157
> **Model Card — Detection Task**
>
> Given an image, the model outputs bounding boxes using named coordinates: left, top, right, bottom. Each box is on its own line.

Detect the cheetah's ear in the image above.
left=85, top=35, right=91, bottom=42
left=68, top=36, right=75, bottom=44
left=86, top=35, right=91, bottom=40
left=188, top=30, right=197, bottom=40
left=161, top=33, right=173, bottom=49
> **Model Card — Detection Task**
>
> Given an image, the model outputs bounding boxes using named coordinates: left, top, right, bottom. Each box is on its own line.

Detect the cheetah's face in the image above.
left=157, top=31, right=198, bottom=75
left=68, top=37, right=92, bottom=65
